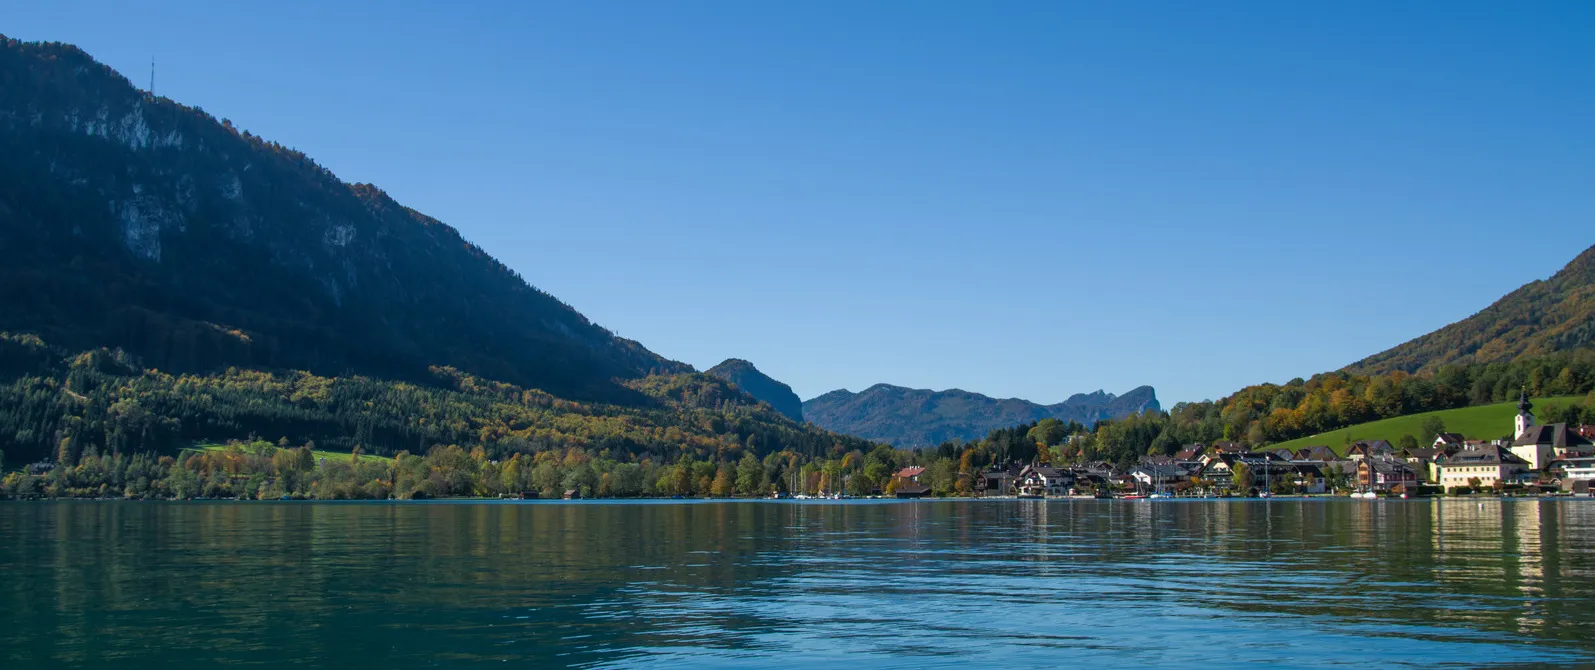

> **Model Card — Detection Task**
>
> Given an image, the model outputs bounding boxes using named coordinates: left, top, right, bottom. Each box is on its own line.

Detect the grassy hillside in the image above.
left=1265, top=395, right=1584, bottom=455
left=189, top=444, right=394, bottom=464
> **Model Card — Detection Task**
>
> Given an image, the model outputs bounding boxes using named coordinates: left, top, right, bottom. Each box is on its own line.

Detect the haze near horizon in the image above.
left=8, top=1, right=1592, bottom=405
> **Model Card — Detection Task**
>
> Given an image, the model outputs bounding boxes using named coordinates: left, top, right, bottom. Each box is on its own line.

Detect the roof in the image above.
left=1362, top=458, right=1417, bottom=475
left=1513, top=423, right=1594, bottom=448
left=1320, top=461, right=1358, bottom=475
left=1215, top=452, right=1287, bottom=467
left=1434, top=433, right=1466, bottom=445
left=894, top=482, right=931, bottom=495
left=1440, top=446, right=1529, bottom=467
left=1349, top=440, right=1394, bottom=454
left=895, top=466, right=926, bottom=479
left=1401, top=447, right=1443, bottom=461
left=1290, top=463, right=1326, bottom=477
left=1132, top=463, right=1191, bottom=478
left=1294, top=446, right=1341, bottom=462
left=1549, top=457, right=1595, bottom=474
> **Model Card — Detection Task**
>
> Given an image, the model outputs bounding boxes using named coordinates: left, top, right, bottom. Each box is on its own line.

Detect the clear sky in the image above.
left=8, top=1, right=1593, bottom=406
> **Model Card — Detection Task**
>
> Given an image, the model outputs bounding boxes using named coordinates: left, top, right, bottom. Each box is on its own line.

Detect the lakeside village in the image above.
left=5, top=392, right=1593, bottom=502
left=875, top=392, right=1595, bottom=500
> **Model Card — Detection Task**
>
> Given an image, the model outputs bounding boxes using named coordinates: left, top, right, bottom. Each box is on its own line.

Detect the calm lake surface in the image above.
left=3, top=499, right=1594, bottom=669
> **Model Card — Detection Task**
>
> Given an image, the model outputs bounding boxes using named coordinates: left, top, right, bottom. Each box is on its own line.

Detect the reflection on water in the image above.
left=2, top=500, right=1593, bottom=668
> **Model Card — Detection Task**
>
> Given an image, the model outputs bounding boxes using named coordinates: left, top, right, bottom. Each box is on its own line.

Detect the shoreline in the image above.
left=4, top=494, right=1591, bottom=504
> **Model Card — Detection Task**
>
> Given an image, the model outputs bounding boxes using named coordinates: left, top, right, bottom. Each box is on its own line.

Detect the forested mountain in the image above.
left=0, top=332, right=875, bottom=473
left=803, top=384, right=1159, bottom=447
left=1347, top=244, right=1595, bottom=376
left=705, top=359, right=803, bottom=422
left=0, top=37, right=688, bottom=403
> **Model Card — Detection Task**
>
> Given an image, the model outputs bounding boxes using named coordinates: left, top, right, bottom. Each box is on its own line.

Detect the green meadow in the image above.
left=187, top=443, right=395, bottom=464
left=1265, top=395, right=1585, bottom=455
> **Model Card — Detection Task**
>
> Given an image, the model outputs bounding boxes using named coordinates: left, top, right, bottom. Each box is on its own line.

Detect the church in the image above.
left=1508, top=391, right=1594, bottom=471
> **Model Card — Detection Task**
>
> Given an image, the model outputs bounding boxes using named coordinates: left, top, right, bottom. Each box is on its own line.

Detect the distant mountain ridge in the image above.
left=803, top=384, right=1159, bottom=447
left=705, top=359, right=803, bottom=422
left=1346, top=244, right=1595, bottom=375
left=0, top=37, right=688, bottom=402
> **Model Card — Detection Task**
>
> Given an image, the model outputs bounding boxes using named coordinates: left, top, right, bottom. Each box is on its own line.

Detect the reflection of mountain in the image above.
left=5, top=501, right=1593, bottom=666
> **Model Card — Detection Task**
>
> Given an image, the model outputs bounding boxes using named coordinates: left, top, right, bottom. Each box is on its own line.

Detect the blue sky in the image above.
left=8, top=1, right=1594, bottom=405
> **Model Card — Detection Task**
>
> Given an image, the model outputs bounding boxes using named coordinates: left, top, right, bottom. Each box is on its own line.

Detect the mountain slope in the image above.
left=1346, top=244, right=1595, bottom=376
left=705, top=359, right=803, bottom=422
left=0, top=331, right=879, bottom=468
left=1264, top=395, right=1588, bottom=455
left=0, top=37, right=687, bottom=402
left=803, top=384, right=1159, bottom=447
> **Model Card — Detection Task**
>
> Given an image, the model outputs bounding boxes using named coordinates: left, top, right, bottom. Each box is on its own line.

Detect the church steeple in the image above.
left=1514, top=387, right=1535, bottom=441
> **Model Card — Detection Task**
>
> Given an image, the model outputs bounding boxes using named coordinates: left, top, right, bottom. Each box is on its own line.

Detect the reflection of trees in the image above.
left=3, top=501, right=1594, bottom=666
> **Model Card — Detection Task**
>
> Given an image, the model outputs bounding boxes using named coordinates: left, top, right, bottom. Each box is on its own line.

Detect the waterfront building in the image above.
left=1016, top=465, right=1074, bottom=496
left=1434, top=446, right=1531, bottom=490
left=975, top=467, right=1019, bottom=497
left=1130, top=463, right=1193, bottom=493
left=1357, top=457, right=1420, bottom=492
left=1502, top=391, right=1593, bottom=470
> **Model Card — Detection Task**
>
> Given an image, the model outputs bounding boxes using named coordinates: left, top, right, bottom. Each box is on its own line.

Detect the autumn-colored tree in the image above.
left=710, top=466, right=734, bottom=497
left=1230, top=461, right=1254, bottom=493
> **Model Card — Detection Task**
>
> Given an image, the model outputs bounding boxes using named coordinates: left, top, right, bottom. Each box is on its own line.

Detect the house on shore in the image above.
left=1357, top=457, right=1420, bottom=493
left=885, top=466, right=930, bottom=498
left=1017, top=465, right=1074, bottom=497
left=1130, top=463, right=1194, bottom=493
left=893, top=482, right=931, bottom=499
left=1287, top=463, right=1329, bottom=494
left=1399, top=447, right=1452, bottom=482
left=1434, top=446, right=1530, bottom=491
left=976, top=466, right=1019, bottom=497
left=1199, top=452, right=1291, bottom=493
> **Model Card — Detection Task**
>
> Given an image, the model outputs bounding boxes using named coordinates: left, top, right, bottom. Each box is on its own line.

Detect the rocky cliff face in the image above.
left=705, top=359, right=804, bottom=422
left=0, top=37, right=688, bottom=402
left=802, top=384, right=1159, bottom=447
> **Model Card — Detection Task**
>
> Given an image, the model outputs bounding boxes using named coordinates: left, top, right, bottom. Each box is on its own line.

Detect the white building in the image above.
left=1507, top=391, right=1594, bottom=470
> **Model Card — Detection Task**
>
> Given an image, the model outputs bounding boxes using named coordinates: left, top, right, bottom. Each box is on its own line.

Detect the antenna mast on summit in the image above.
left=149, top=59, right=155, bottom=96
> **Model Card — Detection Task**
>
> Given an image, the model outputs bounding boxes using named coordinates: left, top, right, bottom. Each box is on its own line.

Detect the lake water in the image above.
left=3, top=499, right=1594, bottom=669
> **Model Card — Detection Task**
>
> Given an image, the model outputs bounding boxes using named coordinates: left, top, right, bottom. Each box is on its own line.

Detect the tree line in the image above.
left=5, top=331, right=1595, bottom=501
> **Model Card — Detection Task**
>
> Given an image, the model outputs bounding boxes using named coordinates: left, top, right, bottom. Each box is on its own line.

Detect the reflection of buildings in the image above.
left=1428, top=499, right=1574, bottom=636
left=1508, top=502, right=1546, bottom=634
